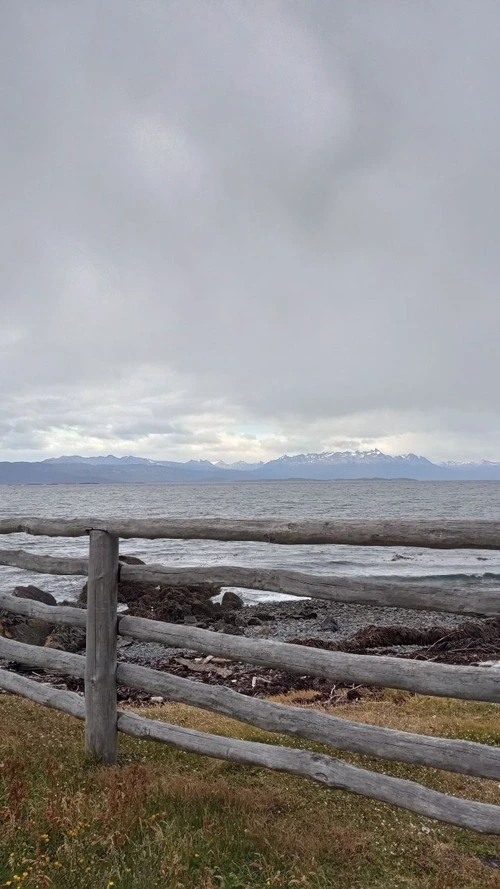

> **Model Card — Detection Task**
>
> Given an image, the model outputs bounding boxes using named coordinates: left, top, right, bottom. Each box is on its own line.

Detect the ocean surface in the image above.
left=1, top=480, right=499, bottom=603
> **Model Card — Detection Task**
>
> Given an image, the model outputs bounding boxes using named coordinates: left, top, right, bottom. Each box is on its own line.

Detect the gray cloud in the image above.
left=1, top=1, right=500, bottom=461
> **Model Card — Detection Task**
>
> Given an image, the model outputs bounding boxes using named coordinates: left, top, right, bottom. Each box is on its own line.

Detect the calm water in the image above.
left=1, top=480, right=499, bottom=602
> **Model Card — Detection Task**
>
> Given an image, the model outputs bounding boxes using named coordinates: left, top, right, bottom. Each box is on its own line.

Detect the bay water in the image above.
left=1, top=480, right=499, bottom=603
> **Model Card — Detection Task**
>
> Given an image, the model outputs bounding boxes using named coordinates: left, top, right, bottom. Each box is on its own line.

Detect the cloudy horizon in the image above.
left=2, top=2, right=500, bottom=465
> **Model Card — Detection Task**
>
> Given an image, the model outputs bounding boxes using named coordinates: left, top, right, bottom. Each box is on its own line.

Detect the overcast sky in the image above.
left=2, top=1, right=499, bottom=464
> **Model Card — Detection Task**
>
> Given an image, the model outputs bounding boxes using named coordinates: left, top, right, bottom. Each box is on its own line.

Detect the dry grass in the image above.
left=1, top=690, right=500, bottom=888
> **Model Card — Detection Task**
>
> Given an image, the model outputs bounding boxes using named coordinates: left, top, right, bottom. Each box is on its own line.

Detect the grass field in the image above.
left=1, top=689, right=500, bottom=888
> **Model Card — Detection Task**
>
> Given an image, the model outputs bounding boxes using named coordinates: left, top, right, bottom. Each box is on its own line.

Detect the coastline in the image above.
left=2, top=586, right=498, bottom=704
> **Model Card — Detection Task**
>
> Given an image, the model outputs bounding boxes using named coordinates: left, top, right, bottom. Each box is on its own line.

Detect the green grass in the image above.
left=1, top=690, right=500, bottom=888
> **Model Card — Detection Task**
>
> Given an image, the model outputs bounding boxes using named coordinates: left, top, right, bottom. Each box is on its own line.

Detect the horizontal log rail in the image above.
left=0, top=549, right=88, bottom=576
left=1, top=593, right=499, bottom=704
left=117, top=662, right=500, bottom=781
left=0, top=635, right=86, bottom=676
left=118, top=614, right=500, bottom=703
left=123, top=563, right=500, bottom=616
left=1, top=548, right=499, bottom=617
left=117, top=711, right=500, bottom=836
left=1, top=589, right=499, bottom=703
left=0, top=590, right=87, bottom=627
left=2, top=635, right=500, bottom=780
left=1, top=666, right=499, bottom=834
left=2, top=520, right=500, bottom=834
left=1, top=516, right=500, bottom=548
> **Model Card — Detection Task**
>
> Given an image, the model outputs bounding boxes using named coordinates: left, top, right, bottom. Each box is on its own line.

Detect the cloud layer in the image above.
left=2, top=1, right=500, bottom=462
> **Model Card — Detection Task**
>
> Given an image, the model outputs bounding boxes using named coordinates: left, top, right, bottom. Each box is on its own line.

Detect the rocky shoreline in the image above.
left=2, top=573, right=499, bottom=704
left=117, top=594, right=470, bottom=663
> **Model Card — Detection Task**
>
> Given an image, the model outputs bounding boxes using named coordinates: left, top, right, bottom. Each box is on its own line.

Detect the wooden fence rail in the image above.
left=2, top=548, right=499, bottom=616
left=2, top=635, right=500, bottom=781
left=2, top=667, right=500, bottom=834
left=1, top=516, right=500, bottom=548
left=0, top=516, right=499, bottom=834
left=1, top=590, right=499, bottom=702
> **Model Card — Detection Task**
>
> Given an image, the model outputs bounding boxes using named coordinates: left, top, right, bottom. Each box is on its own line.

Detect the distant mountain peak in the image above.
left=214, top=459, right=265, bottom=471
left=43, top=454, right=158, bottom=466
left=12, top=448, right=498, bottom=484
left=271, top=448, right=422, bottom=466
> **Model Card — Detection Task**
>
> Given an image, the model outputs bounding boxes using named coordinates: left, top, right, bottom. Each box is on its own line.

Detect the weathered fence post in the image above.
left=84, top=530, right=119, bottom=764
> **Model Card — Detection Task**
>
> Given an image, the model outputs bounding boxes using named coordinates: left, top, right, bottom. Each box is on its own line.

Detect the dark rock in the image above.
left=253, top=610, right=274, bottom=621
left=0, top=586, right=57, bottom=647
left=292, top=606, right=317, bottom=620
left=78, top=577, right=221, bottom=616
left=118, top=554, right=145, bottom=565
left=319, top=617, right=339, bottom=632
left=212, top=620, right=244, bottom=635
left=0, top=618, right=53, bottom=647
left=45, top=625, right=86, bottom=653
left=78, top=584, right=88, bottom=606
left=118, top=582, right=225, bottom=628
left=246, top=617, right=263, bottom=627
left=118, top=579, right=219, bottom=608
left=13, top=585, right=57, bottom=607
left=221, top=591, right=243, bottom=610
left=221, top=625, right=244, bottom=636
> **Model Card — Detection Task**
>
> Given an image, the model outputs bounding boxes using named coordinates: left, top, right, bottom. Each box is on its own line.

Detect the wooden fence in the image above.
left=0, top=517, right=500, bottom=835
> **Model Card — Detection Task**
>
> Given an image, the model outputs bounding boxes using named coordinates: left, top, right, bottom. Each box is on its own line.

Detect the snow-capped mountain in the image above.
left=4, top=450, right=500, bottom=483
left=214, top=460, right=265, bottom=471
left=43, top=455, right=220, bottom=471
left=43, top=454, right=160, bottom=465
left=254, top=449, right=441, bottom=480
left=268, top=449, right=433, bottom=466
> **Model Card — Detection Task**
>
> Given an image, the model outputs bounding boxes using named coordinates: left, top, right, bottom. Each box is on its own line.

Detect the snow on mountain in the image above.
left=270, top=449, right=433, bottom=467
left=43, top=454, right=160, bottom=465
left=26, top=450, right=500, bottom=483
left=255, top=449, right=446, bottom=480
left=214, top=460, right=265, bottom=471
left=441, top=459, right=500, bottom=467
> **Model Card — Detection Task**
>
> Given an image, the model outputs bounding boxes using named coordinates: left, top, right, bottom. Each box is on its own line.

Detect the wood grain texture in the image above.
left=0, top=635, right=85, bottom=676
left=3, top=668, right=499, bottom=834
left=117, top=661, right=500, bottom=780
left=0, top=548, right=88, bottom=575
left=84, top=530, right=119, bottom=764
left=1, top=547, right=498, bottom=617
left=117, top=711, right=500, bottom=834
left=1, top=636, right=498, bottom=780
left=0, top=668, right=85, bottom=719
left=1, top=517, right=500, bottom=549
left=121, top=563, right=500, bottom=617
left=119, top=614, right=500, bottom=703
left=0, top=590, right=87, bottom=627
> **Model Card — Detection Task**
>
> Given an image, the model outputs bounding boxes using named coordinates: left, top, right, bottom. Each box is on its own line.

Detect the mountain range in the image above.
left=1, top=449, right=500, bottom=483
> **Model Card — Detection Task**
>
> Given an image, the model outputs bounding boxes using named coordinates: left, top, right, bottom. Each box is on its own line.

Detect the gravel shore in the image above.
left=118, top=596, right=471, bottom=664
